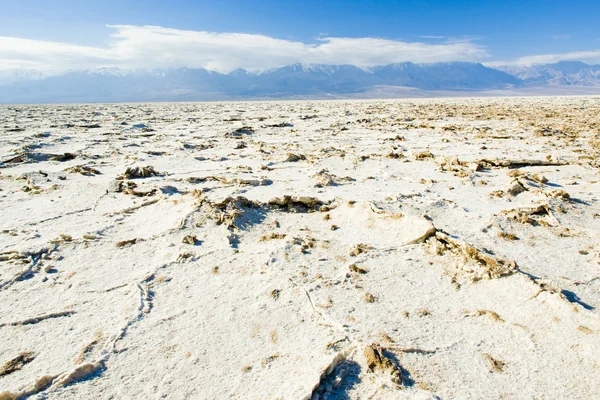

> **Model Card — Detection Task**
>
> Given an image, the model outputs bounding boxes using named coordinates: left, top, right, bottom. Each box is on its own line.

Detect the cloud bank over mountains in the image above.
left=2, top=25, right=600, bottom=74
left=489, top=50, right=600, bottom=67
left=2, top=25, right=489, bottom=73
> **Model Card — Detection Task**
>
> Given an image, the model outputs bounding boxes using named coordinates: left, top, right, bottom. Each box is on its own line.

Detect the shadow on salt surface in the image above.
left=562, top=290, right=594, bottom=311
left=227, top=211, right=267, bottom=249
left=158, top=185, right=183, bottom=195
left=233, top=206, right=268, bottom=231
left=568, top=197, right=591, bottom=206
left=312, top=360, right=362, bottom=400
left=382, top=349, right=415, bottom=388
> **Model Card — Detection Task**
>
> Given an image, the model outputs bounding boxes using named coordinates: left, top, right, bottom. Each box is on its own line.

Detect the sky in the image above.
left=0, top=0, right=599, bottom=72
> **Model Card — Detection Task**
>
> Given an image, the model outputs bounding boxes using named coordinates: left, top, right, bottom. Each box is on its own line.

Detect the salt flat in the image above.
left=0, top=97, right=599, bottom=399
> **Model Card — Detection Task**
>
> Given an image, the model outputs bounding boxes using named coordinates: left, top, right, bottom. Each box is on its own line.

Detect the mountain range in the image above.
left=1, top=61, right=599, bottom=103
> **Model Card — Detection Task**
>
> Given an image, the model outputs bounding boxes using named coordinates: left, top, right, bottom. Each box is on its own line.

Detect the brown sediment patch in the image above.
left=363, top=292, right=376, bottom=303
left=187, top=176, right=272, bottom=186
left=0, top=374, right=56, bottom=400
left=64, top=165, right=101, bottom=176
left=260, top=233, right=287, bottom=241
left=226, top=126, right=254, bottom=138
left=195, top=195, right=332, bottom=238
left=478, top=158, right=567, bottom=168
left=1, top=152, right=78, bottom=166
left=181, top=235, right=199, bottom=245
left=115, top=238, right=139, bottom=248
left=427, top=231, right=517, bottom=281
left=0, top=251, right=26, bottom=262
left=52, top=359, right=105, bottom=389
left=414, top=150, right=435, bottom=160
left=349, top=243, right=371, bottom=257
left=386, top=150, right=405, bottom=159
left=0, top=311, right=76, bottom=328
left=49, top=153, right=77, bottom=162
left=265, top=195, right=332, bottom=212
left=466, top=310, right=505, bottom=323
left=498, top=231, right=519, bottom=241
left=500, top=204, right=553, bottom=226
left=348, top=263, right=368, bottom=274
left=436, top=156, right=481, bottom=177
left=284, top=153, right=307, bottom=162
left=0, top=352, right=36, bottom=377
left=121, top=166, right=161, bottom=179
left=364, top=344, right=403, bottom=386
left=113, top=180, right=156, bottom=197
left=484, top=353, right=506, bottom=373
left=507, top=180, right=527, bottom=196
left=313, top=170, right=355, bottom=187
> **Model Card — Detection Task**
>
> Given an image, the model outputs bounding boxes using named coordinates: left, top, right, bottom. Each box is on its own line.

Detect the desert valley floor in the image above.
left=1, top=97, right=599, bottom=399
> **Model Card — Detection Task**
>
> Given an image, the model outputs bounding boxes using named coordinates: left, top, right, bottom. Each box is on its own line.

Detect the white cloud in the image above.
left=0, top=37, right=112, bottom=71
left=488, top=50, right=600, bottom=66
left=0, top=25, right=488, bottom=72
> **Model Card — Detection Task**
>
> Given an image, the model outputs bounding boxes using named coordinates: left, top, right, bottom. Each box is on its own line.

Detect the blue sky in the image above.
left=0, top=0, right=598, bottom=72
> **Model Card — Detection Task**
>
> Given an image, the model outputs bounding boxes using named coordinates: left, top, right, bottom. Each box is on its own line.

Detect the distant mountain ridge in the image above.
left=1, top=61, right=599, bottom=103
left=495, top=61, right=600, bottom=86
